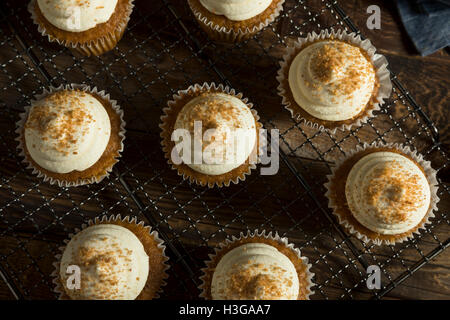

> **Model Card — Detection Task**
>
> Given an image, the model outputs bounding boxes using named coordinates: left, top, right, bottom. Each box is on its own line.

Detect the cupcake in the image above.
left=52, top=215, right=169, bottom=300
left=28, top=0, right=134, bottom=56
left=277, top=29, right=392, bottom=132
left=187, top=0, right=285, bottom=42
left=160, top=83, right=262, bottom=188
left=325, top=144, right=439, bottom=245
left=16, top=84, right=125, bottom=187
left=199, top=231, right=314, bottom=300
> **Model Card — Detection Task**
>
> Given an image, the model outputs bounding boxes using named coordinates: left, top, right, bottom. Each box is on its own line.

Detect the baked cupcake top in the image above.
left=37, top=0, right=118, bottom=32
left=288, top=40, right=376, bottom=121
left=345, top=151, right=431, bottom=235
left=24, top=90, right=111, bottom=174
left=173, top=92, right=256, bottom=176
left=211, top=243, right=299, bottom=300
left=59, top=224, right=149, bottom=300
left=199, top=0, right=272, bottom=21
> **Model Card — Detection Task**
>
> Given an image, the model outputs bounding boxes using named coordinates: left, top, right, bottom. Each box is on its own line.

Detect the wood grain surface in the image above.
left=0, top=0, right=448, bottom=300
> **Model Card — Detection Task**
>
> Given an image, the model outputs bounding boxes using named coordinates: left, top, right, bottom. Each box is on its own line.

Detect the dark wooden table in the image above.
left=0, top=0, right=448, bottom=300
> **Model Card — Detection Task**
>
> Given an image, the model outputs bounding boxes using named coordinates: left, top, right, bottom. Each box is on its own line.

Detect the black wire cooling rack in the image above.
left=0, top=0, right=449, bottom=300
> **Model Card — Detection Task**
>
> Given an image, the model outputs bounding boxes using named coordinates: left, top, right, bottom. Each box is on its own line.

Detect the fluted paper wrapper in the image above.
left=160, top=82, right=263, bottom=188
left=16, top=84, right=126, bottom=187
left=51, top=214, right=170, bottom=300
left=324, top=143, right=439, bottom=246
left=199, top=230, right=315, bottom=300
left=277, top=29, right=392, bottom=133
left=28, top=0, right=134, bottom=56
left=187, top=0, right=285, bottom=42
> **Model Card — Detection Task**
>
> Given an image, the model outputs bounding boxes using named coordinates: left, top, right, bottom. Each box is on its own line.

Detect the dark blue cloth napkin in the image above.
left=396, top=0, right=450, bottom=55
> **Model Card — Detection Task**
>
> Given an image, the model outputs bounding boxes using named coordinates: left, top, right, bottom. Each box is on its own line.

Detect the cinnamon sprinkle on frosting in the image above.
left=25, top=90, right=94, bottom=156
left=287, top=38, right=379, bottom=122
left=310, top=41, right=376, bottom=97
left=366, top=160, right=423, bottom=224
left=345, top=151, right=431, bottom=235
left=219, top=261, right=293, bottom=300
left=60, top=224, right=149, bottom=300
left=210, top=242, right=300, bottom=300
left=188, top=93, right=242, bottom=131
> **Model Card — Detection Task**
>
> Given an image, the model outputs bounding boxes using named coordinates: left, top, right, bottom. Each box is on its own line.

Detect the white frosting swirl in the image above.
left=199, top=0, right=272, bottom=21
left=24, top=90, right=111, bottom=174
left=173, top=93, right=256, bottom=176
left=37, top=0, right=118, bottom=32
left=211, top=243, right=299, bottom=300
left=345, top=151, right=431, bottom=235
left=60, top=224, right=149, bottom=300
left=288, top=40, right=376, bottom=121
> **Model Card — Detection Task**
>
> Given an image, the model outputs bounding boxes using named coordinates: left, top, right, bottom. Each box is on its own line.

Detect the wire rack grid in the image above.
left=0, top=0, right=448, bottom=300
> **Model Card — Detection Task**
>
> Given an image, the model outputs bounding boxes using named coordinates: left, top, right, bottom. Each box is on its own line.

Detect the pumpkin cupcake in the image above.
left=52, top=215, right=169, bottom=300
left=187, top=0, right=285, bottom=42
left=160, top=83, right=262, bottom=188
left=16, top=84, right=125, bottom=187
left=199, top=230, right=314, bottom=300
left=277, top=29, right=392, bottom=132
left=28, top=0, right=134, bottom=56
left=325, top=143, right=439, bottom=245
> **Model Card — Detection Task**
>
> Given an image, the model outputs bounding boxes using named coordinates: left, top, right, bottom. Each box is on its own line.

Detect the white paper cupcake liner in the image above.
left=160, top=82, right=264, bottom=188
left=324, top=142, right=439, bottom=246
left=51, top=214, right=170, bottom=300
left=187, top=0, right=285, bottom=42
left=15, top=83, right=126, bottom=187
left=28, top=0, right=134, bottom=56
left=199, top=229, right=315, bottom=300
left=276, top=29, right=393, bottom=133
